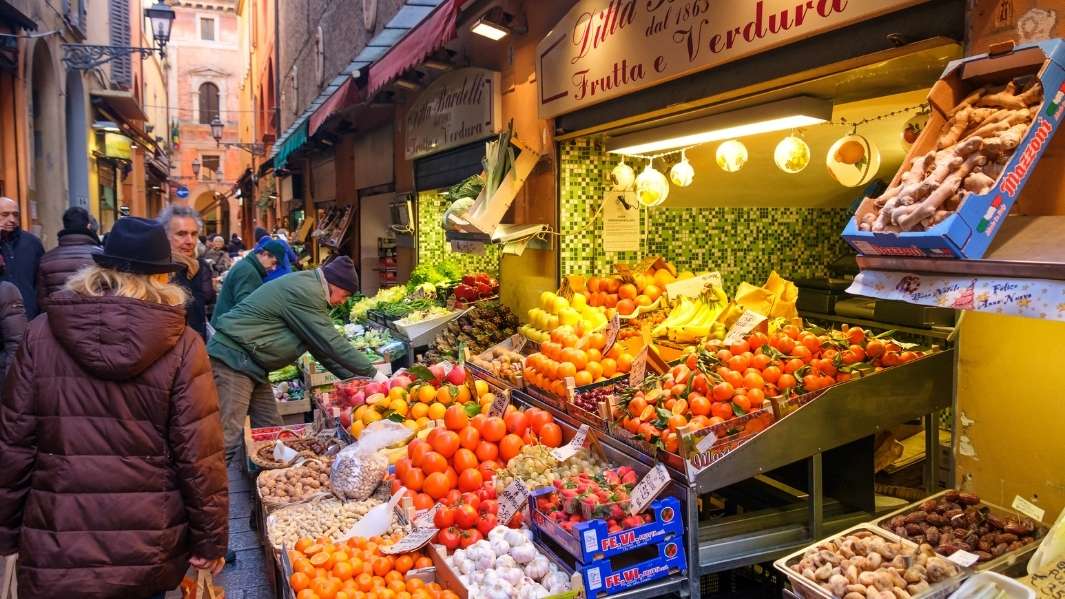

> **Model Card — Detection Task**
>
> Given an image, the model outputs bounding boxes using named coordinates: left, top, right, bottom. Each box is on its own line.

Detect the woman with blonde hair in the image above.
left=0, top=217, right=228, bottom=599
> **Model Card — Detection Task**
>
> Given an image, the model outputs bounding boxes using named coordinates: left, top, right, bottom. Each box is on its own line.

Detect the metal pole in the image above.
left=808, top=453, right=823, bottom=541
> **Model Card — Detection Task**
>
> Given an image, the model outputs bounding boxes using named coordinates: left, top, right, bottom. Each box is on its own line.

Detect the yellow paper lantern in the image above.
left=715, top=140, right=748, bottom=173
left=635, top=163, right=669, bottom=207
left=669, top=151, right=695, bottom=187
left=773, top=134, right=811, bottom=174
left=826, top=133, right=881, bottom=187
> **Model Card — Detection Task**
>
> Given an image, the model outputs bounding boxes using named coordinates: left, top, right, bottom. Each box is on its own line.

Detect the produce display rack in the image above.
left=503, top=347, right=955, bottom=599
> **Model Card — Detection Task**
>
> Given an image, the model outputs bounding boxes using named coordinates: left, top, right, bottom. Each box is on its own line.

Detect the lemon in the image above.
left=389, top=398, right=409, bottom=417
left=474, top=379, right=489, bottom=398
left=354, top=405, right=368, bottom=421
left=362, top=409, right=382, bottom=424
left=428, top=402, right=446, bottom=420
left=410, top=402, right=429, bottom=419
left=388, top=386, right=407, bottom=402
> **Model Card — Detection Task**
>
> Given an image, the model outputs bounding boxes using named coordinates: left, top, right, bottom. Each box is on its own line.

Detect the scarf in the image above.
left=173, top=251, right=200, bottom=278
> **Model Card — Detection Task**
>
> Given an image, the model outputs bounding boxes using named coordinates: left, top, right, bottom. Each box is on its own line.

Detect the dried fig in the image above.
left=957, top=492, right=980, bottom=505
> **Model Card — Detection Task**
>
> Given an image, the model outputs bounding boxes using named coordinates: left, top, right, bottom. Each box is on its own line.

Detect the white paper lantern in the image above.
left=826, top=134, right=881, bottom=187
left=669, top=151, right=695, bottom=187
left=715, top=140, right=748, bottom=173
left=611, top=159, right=635, bottom=191
left=773, top=135, right=811, bottom=174
left=635, top=163, right=669, bottom=207
left=901, top=113, right=929, bottom=150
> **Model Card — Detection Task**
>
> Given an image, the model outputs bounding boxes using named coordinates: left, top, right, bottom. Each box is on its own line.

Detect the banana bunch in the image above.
left=653, top=287, right=728, bottom=343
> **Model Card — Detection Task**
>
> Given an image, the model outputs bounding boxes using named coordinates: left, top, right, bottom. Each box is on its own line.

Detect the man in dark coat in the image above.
left=36, top=206, right=102, bottom=307
left=227, top=233, right=244, bottom=256
left=159, top=206, right=215, bottom=340
left=210, top=240, right=285, bottom=324
left=0, top=197, right=44, bottom=318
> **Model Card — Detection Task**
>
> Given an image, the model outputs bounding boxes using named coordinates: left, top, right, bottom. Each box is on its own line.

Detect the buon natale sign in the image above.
left=535, top=0, right=929, bottom=119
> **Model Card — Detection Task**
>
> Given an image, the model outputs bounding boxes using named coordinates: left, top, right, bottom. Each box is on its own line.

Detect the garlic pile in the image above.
left=444, top=526, right=571, bottom=599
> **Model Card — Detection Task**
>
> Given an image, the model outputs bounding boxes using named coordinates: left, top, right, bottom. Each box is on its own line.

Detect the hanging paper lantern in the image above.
left=773, top=135, right=811, bottom=174
left=611, top=158, right=635, bottom=191
left=715, top=140, right=748, bottom=173
left=669, top=151, right=695, bottom=187
left=635, top=163, right=669, bottom=207
left=901, top=113, right=929, bottom=150
left=826, top=134, right=881, bottom=187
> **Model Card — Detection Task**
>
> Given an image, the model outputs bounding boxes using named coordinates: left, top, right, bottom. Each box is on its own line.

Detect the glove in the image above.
left=373, top=370, right=389, bottom=383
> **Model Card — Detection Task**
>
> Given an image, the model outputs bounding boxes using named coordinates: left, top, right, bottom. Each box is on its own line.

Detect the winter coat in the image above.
left=203, top=247, right=233, bottom=276
left=173, top=257, right=216, bottom=340
left=0, top=291, right=228, bottom=599
left=256, top=236, right=296, bottom=282
left=0, top=228, right=44, bottom=318
left=210, top=253, right=267, bottom=325
left=35, top=230, right=102, bottom=306
left=208, top=269, right=376, bottom=383
left=0, top=282, right=26, bottom=384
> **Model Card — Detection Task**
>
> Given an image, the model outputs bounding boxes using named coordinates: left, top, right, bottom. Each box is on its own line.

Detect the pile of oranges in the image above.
left=584, top=268, right=685, bottom=315
left=394, top=405, right=563, bottom=506
left=288, top=535, right=454, bottom=599
left=523, top=325, right=635, bottom=397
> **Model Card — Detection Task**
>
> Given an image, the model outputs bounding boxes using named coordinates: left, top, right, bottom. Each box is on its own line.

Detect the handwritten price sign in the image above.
left=628, top=464, right=670, bottom=516
left=412, top=503, right=443, bottom=529
left=723, top=310, right=767, bottom=345
left=628, top=347, right=648, bottom=386
left=603, top=314, right=621, bottom=354
left=488, top=389, right=512, bottom=418
left=380, top=527, right=437, bottom=554
left=551, top=424, right=589, bottom=462
left=497, top=480, right=530, bottom=527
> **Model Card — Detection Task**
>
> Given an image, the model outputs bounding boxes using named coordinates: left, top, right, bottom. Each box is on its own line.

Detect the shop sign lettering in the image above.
left=536, top=0, right=927, bottom=118
left=405, top=68, right=502, bottom=159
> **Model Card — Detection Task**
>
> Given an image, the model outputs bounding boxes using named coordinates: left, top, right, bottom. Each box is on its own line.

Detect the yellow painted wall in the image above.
left=956, top=311, right=1065, bottom=520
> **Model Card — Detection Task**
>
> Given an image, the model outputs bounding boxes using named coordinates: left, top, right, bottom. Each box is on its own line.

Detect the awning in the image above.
left=0, top=1, right=36, bottom=30
left=367, top=0, right=461, bottom=97
left=91, top=89, right=149, bottom=123
left=308, top=77, right=364, bottom=136
left=257, top=157, right=275, bottom=177
left=274, top=120, right=308, bottom=170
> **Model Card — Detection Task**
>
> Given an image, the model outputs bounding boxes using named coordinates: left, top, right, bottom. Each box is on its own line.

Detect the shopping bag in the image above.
left=0, top=554, right=16, bottom=599
left=180, top=569, right=224, bottom=599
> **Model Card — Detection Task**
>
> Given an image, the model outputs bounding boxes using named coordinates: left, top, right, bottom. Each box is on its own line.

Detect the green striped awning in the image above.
left=274, top=120, right=308, bottom=170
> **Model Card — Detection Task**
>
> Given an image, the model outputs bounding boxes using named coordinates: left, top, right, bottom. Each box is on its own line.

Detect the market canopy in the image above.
left=273, top=121, right=307, bottom=171
left=366, top=0, right=462, bottom=97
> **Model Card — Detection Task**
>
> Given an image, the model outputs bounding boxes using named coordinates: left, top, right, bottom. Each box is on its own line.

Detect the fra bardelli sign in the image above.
left=404, top=68, right=502, bottom=160
left=536, top=0, right=928, bottom=119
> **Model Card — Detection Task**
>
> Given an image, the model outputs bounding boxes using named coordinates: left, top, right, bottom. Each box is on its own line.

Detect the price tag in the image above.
left=459, top=343, right=470, bottom=365
left=273, top=440, right=299, bottom=464
left=497, top=480, right=529, bottom=527
left=946, top=549, right=980, bottom=568
left=488, top=389, right=511, bottom=417
left=628, top=464, right=670, bottom=516
left=1012, top=495, right=1046, bottom=522
left=724, top=310, right=768, bottom=345
left=551, top=424, right=590, bottom=461
left=564, top=377, right=576, bottom=401
left=509, top=333, right=527, bottom=353
left=628, top=347, right=648, bottom=386
left=412, top=503, right=443, bottom=529
left=1030, top=558, right=1065, bottom=597
left=665, top=272, right=723, bottom=301
left=380, top=527, right=437, bottom=554
left=450, top=240, right=486, bottom=254
left=603, top=314, right=621, bottom=354
left=696, top=431, right=718, bottom=453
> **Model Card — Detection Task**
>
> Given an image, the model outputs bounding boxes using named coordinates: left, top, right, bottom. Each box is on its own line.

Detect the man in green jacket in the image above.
left=210, top=239, right=286, bottom=324
left=208, top=256, right=379, bottom=461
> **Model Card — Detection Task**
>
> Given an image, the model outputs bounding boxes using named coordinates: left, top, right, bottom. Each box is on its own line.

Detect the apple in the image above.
left=429, top=364, right=446, bottom=384
left=446, top=366, right=466, bottom=386
left=390, top=374, right=412, bottom=389
left=364, top=381, right=385, bottom=396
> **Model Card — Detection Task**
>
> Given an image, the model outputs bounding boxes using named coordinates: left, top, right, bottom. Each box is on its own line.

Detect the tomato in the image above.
left=454, top=504, right=478, bottom=529
left=460, top=492, right=481, bottom=512
left=507, top=512, right=524, bottom=528
left=476, top=512, right=498, bottom=536
left=477, top=485, right=497, bottom=501
left=445, top=488, right=462, bottom=506
left=436, top=527, right=461, bottom=551
left=503, top=411, right=528, bottom=436
left=539, top=423, right=562, bottom=448
left=433, top=506, right=455, bottom=529
left=459, top=528, right=483, bottom=548
left=526, top=409, right=553, bottom=435
left=479, top=499, right=499, bottom=514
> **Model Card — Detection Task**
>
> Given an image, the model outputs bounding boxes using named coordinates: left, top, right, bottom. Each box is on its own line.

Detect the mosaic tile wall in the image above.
left=416, top=190, right=501, bottom=276
left=560, top=138, right=853, bottom=292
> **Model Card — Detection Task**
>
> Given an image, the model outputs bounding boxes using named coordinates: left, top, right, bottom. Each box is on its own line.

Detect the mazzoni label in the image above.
left=1001, top=117, right=1053, bottom=198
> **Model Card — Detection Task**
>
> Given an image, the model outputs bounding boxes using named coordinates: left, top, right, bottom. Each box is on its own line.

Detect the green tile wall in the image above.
left=416, top=190, right=501, bottom=275
left=560, top=138, right=853, bottom=292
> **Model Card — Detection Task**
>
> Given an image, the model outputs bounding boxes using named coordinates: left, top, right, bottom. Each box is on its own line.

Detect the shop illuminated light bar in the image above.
left=607, top=97, right=833, bottom=155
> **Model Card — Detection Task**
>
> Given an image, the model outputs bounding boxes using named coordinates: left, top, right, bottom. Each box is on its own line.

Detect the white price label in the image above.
left=509, top=333, right=527, bottom=353
left=628, top=463, right=670, bottom=516
left=603, top=314, right=621, bottom=354
left=413, top=503, right=443, bottom=529
left=497, top=480, right=529, bottom=527
left=551, top=424, right=590, bottom=461
left=380, top=527, right=437, bottom=554
left=665, top=272, right=723, bottom=301
left=273, top=440, right=298, bottom=464
left=564, top=377, right=576, bottom=401
left=1012, top=495, right=1046, bottom=522
left=723, top=310, right=768, bottom=345
left=946, top=549, right=980, bottom=568
left=628, top=347, right=648, bottom=386
left=488, top=389, right=511, bottom=418
left=696, top=431, right=718, bottom=453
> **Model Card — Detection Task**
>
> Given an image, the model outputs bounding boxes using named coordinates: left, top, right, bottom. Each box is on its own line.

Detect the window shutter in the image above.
left=109, top=0, right=131, bottom=87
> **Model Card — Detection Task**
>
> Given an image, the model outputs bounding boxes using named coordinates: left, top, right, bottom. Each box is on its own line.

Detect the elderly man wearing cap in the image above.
left=210, top=239, right=286, bottom=323
left=207, top=256, right=379, bottom=462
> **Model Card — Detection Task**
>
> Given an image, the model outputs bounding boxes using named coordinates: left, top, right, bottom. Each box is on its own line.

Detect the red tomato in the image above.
left=436, top=527, right=460, bottom=551
left=479, top=499, right=499, bottom=514
left=433, top=506, right=455, bottom=529
left=454, top=504, right=478, bottom=529
left=476, top=512, right=498, bottom=536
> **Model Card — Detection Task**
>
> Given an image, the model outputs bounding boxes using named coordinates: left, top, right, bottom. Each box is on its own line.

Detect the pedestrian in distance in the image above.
left=227, top=233, right=244, bottom=256
left=0, top=197, right=43, bottom=318
left=210, top=239, right=285, bottom=323
left=159, top=206, right=215, bottom=340
left=204, top=235, right=233, bottom=276
left=36, top=206, right=103, bottom=308
left=0, top=217, right=228, bottom=599
left=0, top=258, right=26, bottom=392
left=255, top=233, right=297, bottom=282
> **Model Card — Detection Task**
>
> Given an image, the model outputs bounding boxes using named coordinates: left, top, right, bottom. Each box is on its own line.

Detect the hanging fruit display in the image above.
left=635, top=163, right=669, bottom=206
left=611, top=158, right=636, bottom=191
left=715, top=140, right=748, bottom=173
left=773, top=134, right=811, bottom=174
left=669, top=151, right=695, bottom=187
left=826, top=133, right=881, bottom=187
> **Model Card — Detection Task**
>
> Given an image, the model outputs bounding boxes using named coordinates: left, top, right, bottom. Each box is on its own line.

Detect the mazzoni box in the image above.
left=842, top=38, right=1065, bottom=259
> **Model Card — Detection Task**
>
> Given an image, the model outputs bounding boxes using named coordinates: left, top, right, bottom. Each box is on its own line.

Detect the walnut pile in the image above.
left=859, top=79, right=1043, bottom=233
left=882, top=490, right=1038, bottom=564
left=258, top=459, right=334, bottom=506
left=788, top=530, right=959, bottom=598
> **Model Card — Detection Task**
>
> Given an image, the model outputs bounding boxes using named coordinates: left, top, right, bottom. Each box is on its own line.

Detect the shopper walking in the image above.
left=209, top=256, right=380, bottom=462
left=204, top=235, right=234, bottom=276
left=0, top=217, right=228, bottom=599
left=0, top=197, right=43, bottom=318
left=160, top=206, right=215, bottom=340
left=257, top=234, right=298, bottom=282
left=0, top=266, right=26, bottom=388
left=36, top=206, right=102, bottom=306
left=210, top=239, right=285, bottom=323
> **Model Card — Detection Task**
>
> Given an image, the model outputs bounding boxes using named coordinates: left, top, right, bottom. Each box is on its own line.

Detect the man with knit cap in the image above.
left=208, top=255, right=379, bottom=462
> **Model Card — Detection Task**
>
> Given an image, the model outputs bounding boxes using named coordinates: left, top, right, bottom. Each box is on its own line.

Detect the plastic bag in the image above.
left=1028, top=506, right=1065, bottom=576
left=331, top=420, right=411, bottom=501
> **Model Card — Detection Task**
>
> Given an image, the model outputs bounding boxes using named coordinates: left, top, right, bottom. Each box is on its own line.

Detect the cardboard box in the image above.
left=578, top=540, right=686, bottom=599
left=842, top=39, right=1065, bottom=258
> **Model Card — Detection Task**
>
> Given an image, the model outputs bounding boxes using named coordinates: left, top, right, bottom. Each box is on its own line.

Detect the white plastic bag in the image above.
left=1028, top=506, right=1065, bottom=576
left=330, top=420, right=411, bottom=501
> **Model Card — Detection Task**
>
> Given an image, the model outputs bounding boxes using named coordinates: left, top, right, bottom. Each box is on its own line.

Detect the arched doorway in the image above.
left=29, top=41, right=64, bottom=246
left=65, top=69, right=89, bottom=212
left=194, top=190, right=228, bottom=238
